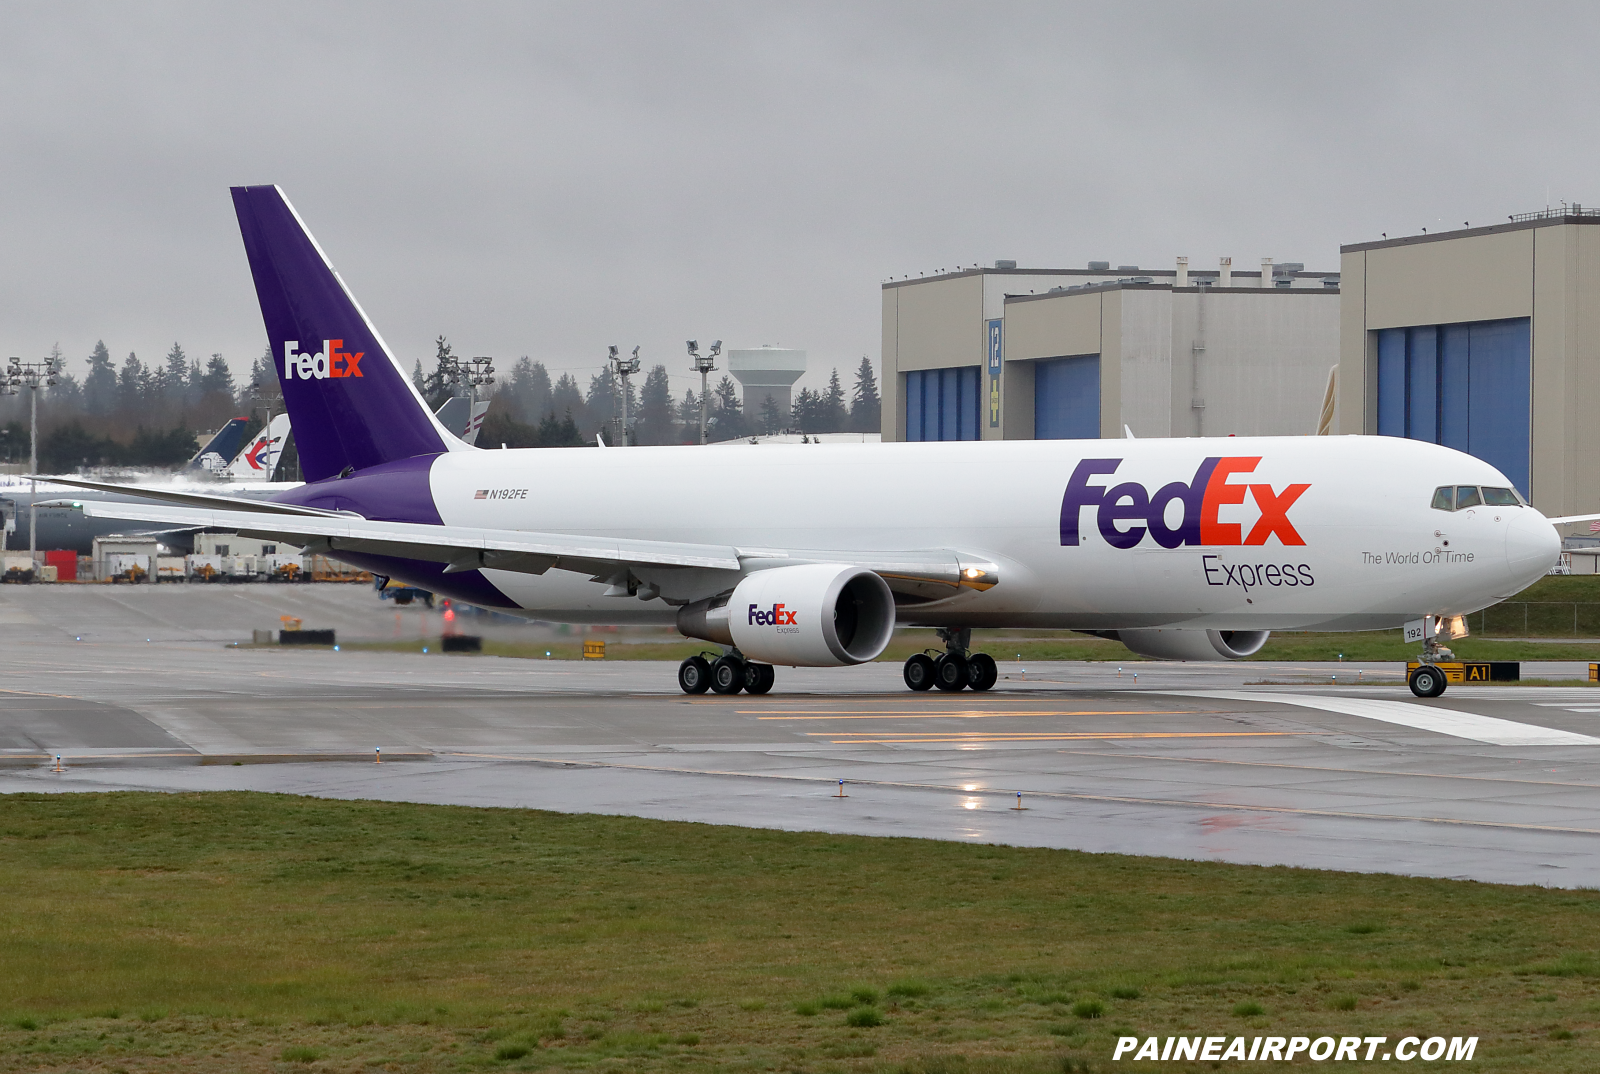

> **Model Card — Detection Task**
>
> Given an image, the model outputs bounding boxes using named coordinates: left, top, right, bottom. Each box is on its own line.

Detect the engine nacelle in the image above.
left=1112, top=628, right=1270, bottom=661
left=676, top=563, right=896, bottom=667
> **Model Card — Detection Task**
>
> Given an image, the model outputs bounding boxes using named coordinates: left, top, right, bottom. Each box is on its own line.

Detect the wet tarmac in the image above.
left=4, top=585, right=1600, bottom=887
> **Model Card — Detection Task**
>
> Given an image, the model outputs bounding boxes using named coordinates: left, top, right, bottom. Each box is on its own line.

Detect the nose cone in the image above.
left=1507, top=508, right=1561, bottom=588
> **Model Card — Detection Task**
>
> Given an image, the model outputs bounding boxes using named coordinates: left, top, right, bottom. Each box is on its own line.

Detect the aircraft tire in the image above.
left=904, top=653, right=936, bottom=691
left=710, top=655, right=746, bottom=694
left=1408, top=664, right=1447, bottom=698
left=934, top=653, right=969, bottom=692
left=678, top=656, right=712, bottom=694
left=743, top=662, right=776, bottom=694
left=967, top=653, right=998, bottom=692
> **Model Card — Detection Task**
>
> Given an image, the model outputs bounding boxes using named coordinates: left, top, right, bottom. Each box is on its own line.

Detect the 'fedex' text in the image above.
left=749, top=603, right=798, bottom=627
left=283, top=339, right=364, bottom=381
left=1061, top=457, right=1309, bottom=550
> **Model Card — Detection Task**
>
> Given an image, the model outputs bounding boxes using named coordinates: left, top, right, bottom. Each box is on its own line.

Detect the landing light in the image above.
left=963, top=568, right=984, bottom=579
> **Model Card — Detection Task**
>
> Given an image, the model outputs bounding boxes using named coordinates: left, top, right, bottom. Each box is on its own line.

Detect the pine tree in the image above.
left=710, top=375, right=745, bottom=438
left=585, top=367, right=620, bottom=440
left=163, top=342, right=190, bottom=410
left=822, top=368, right=847, bottom=432
left=84, top=341, right=116, bottom=415
left=412, top=360, right=426, bottom=395
left=850, top=356, right=881, bottom=433
left=791, top=387, right=822, bottom=433
left=118, top=352, right=147, bottom=409
left=760, top=394, right=782, bottom=435
left=550, top=373, right=584, bottom=430
left=427, top=336, right=455, bottom=407
left=636, top=364, right=675, bottom=445
left=503, top=357, right=552, bottom=424
left=200, top=354, right=234, bottom=401
left=677, top=389, right=700, bottom=440
left=248, top=346, right=280, bottom=401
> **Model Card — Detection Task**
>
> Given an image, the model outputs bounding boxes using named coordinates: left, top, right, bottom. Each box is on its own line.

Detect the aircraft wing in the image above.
left=67, top=499, right=996, bottom=598
left=33, top=476, right=351, bottom=517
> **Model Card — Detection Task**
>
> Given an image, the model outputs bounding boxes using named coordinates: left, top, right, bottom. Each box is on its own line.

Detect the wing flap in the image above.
left=73, top=501, right=745, bottom=572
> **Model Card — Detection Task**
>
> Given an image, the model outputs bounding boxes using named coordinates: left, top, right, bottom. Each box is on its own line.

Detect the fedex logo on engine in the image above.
left=283, top=340, right=364, bottom=381
left=1061, top=457, right=1309, bottom=549
left=749, top=603, right=799, bottom=627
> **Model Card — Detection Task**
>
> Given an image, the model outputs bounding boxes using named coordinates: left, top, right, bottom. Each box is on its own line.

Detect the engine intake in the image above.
left=1111, top=628, right=1270, bottom=661
left=676, top=563, right=896, bottom=667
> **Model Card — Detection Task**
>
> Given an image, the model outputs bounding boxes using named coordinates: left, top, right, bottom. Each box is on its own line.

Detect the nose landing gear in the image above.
left=903, top=628, right=997, bottom=692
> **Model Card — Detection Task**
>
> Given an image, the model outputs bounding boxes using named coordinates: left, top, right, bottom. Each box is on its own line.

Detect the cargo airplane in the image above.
left=53, top=187, right=1574, bottom=698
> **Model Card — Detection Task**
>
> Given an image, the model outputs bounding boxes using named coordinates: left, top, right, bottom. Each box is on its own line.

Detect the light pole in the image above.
left=608, top=345, right=641, bottom=445
left=246, top=379, right=280, bottom=481
left=434, top=354, right=496, bottom=401
left=686, top=339, right=721, bottom=444
left=7, top=355, right=63, bottom=572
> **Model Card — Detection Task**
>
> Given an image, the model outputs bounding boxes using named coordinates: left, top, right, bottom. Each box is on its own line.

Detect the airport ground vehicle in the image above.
left=60, top=186, right=1575, bottom=697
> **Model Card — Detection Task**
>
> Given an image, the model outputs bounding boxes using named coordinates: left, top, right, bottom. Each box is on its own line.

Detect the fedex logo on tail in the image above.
left=1061, top=457, right=1310, bottom=549
left=283, top=340, right=364, bottom=381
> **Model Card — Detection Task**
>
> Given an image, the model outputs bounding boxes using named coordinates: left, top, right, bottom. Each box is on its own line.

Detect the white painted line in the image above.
left=1165, top=691, right=1600, bottom=746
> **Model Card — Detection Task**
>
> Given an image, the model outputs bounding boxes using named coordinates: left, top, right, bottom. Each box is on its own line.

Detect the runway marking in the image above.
left=750, top=710, right=1198, bottom=720
left=434, top=752, right=1600, bottom=837
left=1051, top=748, right=1600, bottom=790
left=1165, top=691, right=1600, bottom=746
left=808, top=731, right=1309, bottom=744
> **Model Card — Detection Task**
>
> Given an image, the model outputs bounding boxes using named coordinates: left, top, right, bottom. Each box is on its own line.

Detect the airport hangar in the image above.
left=881, top=208, right=1600, bottom=520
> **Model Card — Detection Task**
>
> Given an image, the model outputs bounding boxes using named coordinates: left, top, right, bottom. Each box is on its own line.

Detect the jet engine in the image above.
left=1111, top=628, right=1270, bottom=661
left=676, top=563, right=896, bottom=667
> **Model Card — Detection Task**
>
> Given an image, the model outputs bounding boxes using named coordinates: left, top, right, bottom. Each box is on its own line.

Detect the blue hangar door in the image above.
left=1374, top=317, right=1530, bottom=496
left=905, top=366, right=981, bottom=441
left=1034, top=354, right=1101, bottom=440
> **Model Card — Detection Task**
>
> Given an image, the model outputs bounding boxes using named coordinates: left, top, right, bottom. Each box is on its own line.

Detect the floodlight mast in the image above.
left=434, top=353, right=496, bottom=402
left=7, top=355, right=62, bottom=573
left=609, top=345, right=641, bottom=445
left=687, top=339, right=721, bottom=444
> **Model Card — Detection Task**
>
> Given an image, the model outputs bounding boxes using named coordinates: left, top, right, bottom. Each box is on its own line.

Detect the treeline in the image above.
left=473, top=352, right=881, bottom=448
left=0, top=341, right=277, bottom=472
left=1, top=335, right=886, bottom=473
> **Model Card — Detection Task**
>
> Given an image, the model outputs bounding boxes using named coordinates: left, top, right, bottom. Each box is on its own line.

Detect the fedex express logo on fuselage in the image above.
left=1061, top=457, right=1309, bottom=549
left=282, top=340, right=364, bottom=381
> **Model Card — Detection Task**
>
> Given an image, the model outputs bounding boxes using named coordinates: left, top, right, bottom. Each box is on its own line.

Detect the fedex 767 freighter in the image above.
left=62, top=187, right=1572, bottom=699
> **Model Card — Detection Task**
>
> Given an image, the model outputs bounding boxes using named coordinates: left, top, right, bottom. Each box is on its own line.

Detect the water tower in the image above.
left=727, top=346, right=806, bottom=420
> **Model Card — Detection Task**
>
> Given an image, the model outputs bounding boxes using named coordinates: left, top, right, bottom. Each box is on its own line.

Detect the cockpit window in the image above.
left=1432, top=485, right=1522, bottom=510
left=1482, top=487, right=1520, bottom=506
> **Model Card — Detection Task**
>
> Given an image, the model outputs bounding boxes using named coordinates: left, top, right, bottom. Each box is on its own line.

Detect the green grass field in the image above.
left=1, top=793, right=1596, bottom=1071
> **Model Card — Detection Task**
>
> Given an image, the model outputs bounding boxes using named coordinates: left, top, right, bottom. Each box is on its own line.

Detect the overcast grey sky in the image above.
left=3, top=2, right=1596, bottom=398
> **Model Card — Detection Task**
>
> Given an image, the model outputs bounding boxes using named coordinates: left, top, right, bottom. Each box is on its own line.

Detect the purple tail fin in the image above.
left=231, top=186, right=456, bottom=482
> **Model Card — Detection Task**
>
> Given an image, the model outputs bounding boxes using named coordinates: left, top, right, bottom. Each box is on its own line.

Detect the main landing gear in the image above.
left=678, top=651, right=775, bottom=695
left=903, top=628, right=997, bottom=693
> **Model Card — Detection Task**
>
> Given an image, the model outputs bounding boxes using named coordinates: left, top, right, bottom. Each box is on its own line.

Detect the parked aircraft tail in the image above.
left=230, top=185, right=464, bottom=481
left=433, top=396, right=493, bottom=446
left=227, top=413, right=292, bottom=479
left=183, top=416, right=250, bottom=474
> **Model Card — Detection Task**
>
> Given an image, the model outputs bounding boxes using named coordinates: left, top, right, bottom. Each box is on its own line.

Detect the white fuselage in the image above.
left=420, top=434, right=1560, bottom=631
